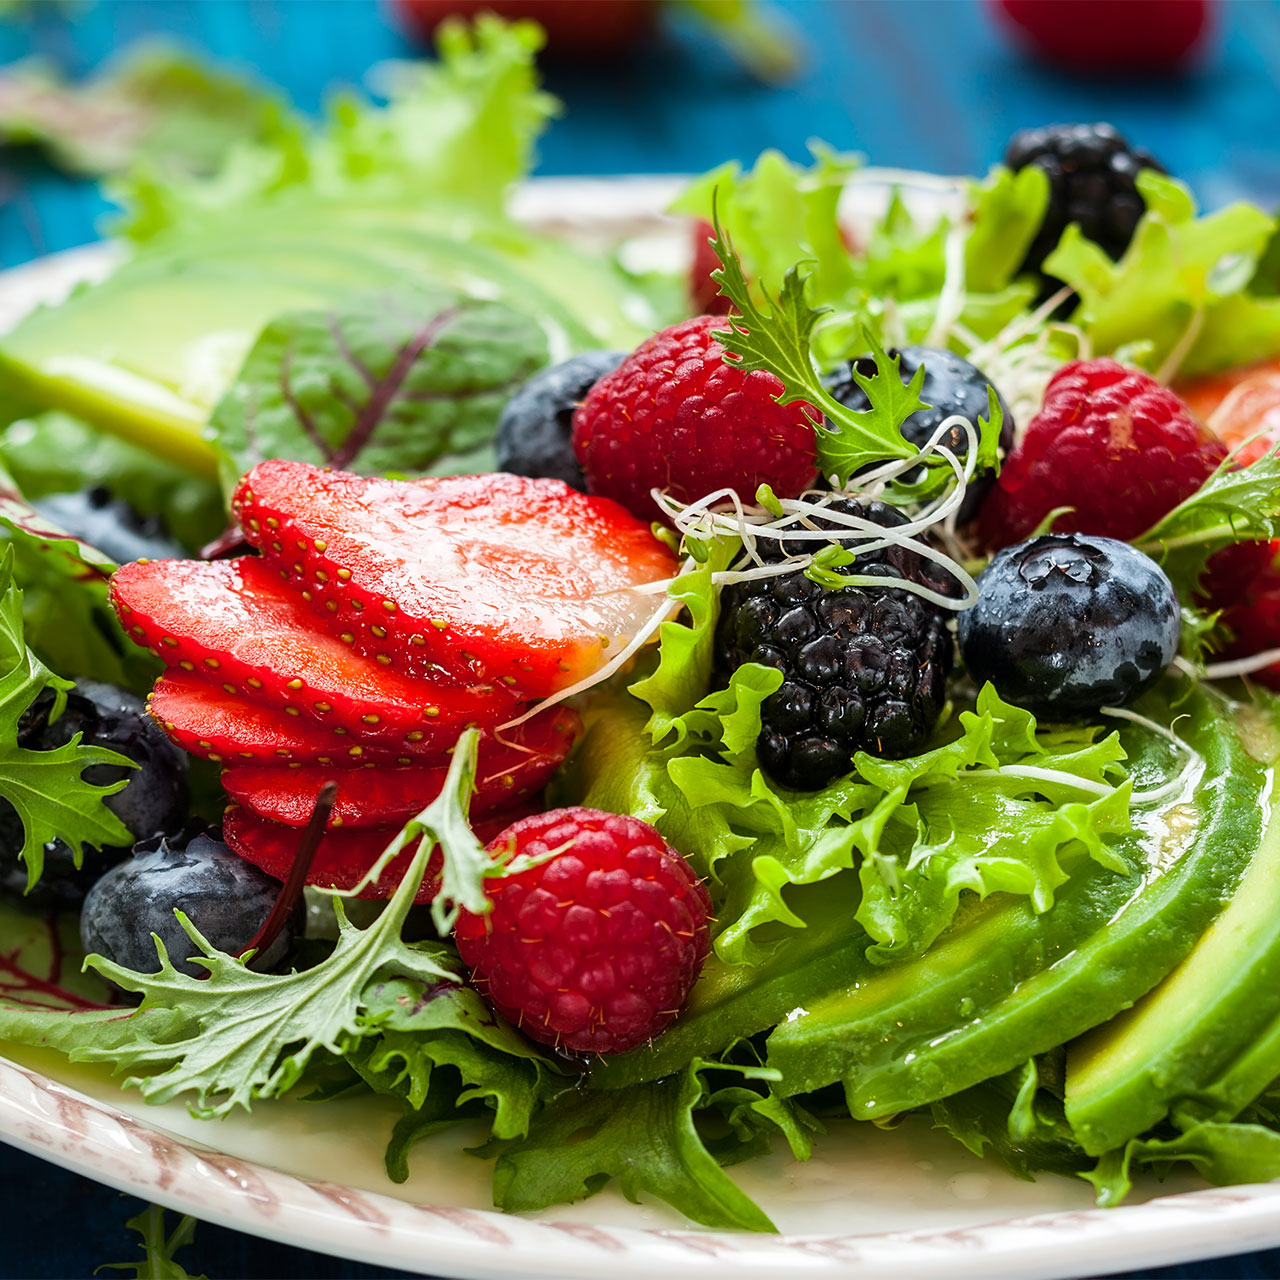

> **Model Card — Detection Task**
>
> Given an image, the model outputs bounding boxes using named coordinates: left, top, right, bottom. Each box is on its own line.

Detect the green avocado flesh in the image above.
left=590, top=688, right=1277, bottom=1137
left=1066, top=711, right=1280, bottom=1154
left=0, top=197, right=659, bottom=476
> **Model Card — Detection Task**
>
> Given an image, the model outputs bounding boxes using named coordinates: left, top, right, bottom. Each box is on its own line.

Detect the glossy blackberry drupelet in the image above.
left=957, top=534, right=1180, bottom=718
left=825, top=346, right=1014, bottom=523
left=34, top=487, right=185, bottom=564
left=0, top=681, right=189, bottom=910
left=494, top=351, right=625, bottom=490
left=1004, top=123, right=1165, bottom=285
left=715, top=501, right=956, bottom=790
left=80, top=828, right=300, bottom=978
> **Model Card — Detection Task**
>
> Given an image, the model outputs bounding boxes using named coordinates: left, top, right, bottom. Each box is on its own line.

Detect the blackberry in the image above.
left=714, top=501, right=955, bottom=790
left=825, top=346, right=1014, bottom=523
left=957, top=534, right=1180, bottom=718
left=495, top=351, right=625, bottom=491
left=1004, top=123, right=1165, bottom=287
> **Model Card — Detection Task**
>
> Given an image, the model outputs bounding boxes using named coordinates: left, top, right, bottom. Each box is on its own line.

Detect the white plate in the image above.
left=1, top=175, right=1277, bottom=1280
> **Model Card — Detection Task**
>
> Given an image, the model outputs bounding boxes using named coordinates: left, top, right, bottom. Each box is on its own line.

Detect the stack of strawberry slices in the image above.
left=110, top=460, right=677, bottom=900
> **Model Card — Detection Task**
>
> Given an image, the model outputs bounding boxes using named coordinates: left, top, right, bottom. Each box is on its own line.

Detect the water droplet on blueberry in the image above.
left=957, top=533, right=1180, bottom=718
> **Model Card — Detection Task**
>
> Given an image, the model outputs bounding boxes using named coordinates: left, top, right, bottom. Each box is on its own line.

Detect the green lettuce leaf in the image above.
left=1136, top=447, right=1280, bottom=607
left=23, top=736, right=492, bottom=1117
left=0, top=42, right=287, bottom=180
left=486, top=1057, right=786, bottom=1231
left=0, top=414, right=224, bottom=554
left=0, top=545, right=134, bottom=887
left=671, top=144, right=859, bottom=319
left=930, top=1058, right=1090, bottom=1183
left=1086, top=1120, right=1280, bottom=1209
left=671, top=670, right=1131, bottom=966
left=115, top=16, right=557, bottom=241
left=207, top=282, right=547, bottom=494
left=576, top=557, right=1133, bottom=970
left=0, top=897, right=115, bottom=1009
left=677, top=154, right=1044, bottom=369
left=98, top=1205, right=206, bottom=1280
left=1045, top=171, right=1280, bottom=378
left=356, top=975, right=563, bottom=1182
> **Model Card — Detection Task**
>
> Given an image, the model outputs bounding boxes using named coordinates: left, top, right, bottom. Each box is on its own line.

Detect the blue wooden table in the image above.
left=2, top=1, right=1280, bottom=1275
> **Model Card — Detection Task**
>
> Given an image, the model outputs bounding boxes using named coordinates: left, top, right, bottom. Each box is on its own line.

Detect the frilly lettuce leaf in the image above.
left=483, top=1056, right=804, bottom=1231
left=1045, top=171, right=1280, bottom=378
left=930, top=1058, right=1090, bottom=1184
left=1137, top=445, right=1280, bottom=607
left=677, top=153, right=1045, bottom=368
left=576, top=556, right=1134, bottom=970
left=671, top=143, right=859, bottom=323
left=114, top=16, right=557, bottom=241
left=350, top=976, right=564, bottom=1183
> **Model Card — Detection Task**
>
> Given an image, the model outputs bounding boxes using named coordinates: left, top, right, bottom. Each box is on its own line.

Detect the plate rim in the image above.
left=6, top=1051, right=1280, bottom=1280
left=2, top=172, right=1278, bottom=1280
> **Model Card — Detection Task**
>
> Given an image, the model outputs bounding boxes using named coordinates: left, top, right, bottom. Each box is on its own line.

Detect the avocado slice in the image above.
left=584, top=687, right=1272, bottom=1108
left=1066, top=701, right=1280, bottom=1154
left=0, top=195, right=662, bottom=476
left=758, top=686, right=1270, bottom=1115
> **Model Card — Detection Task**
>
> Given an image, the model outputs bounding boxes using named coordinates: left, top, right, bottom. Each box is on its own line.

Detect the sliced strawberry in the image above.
left=231, top=461, right=676, bottom=698
left=148, top=673, right=410, bottom=765
left=223, top=803, right=538, bottom=901
left=221, top=706, right=580, bottom=827
left=111, top=557, right=520, bottom=754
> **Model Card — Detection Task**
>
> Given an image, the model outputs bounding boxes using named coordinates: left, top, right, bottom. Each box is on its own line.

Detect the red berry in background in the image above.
left=1215, top=553, right=1280, bottom=690
left=572, top=315, right=820, bottom=522
left=689, top=220, right=733, bottom=317
left=979, top=358, right=1226, bottom=549
left=394, top=0, right=656, bottom=59
left=1176, top=357, right=1280, bottom=467
left=990, top=0, right=1212, bottom=72
left=453, top=807, right=712, bottom=1056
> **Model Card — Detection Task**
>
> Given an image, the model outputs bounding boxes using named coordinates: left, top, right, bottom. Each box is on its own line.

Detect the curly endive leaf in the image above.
left=72, top=734, right=486, bottom=1117
left=208, top=282, right=547, bottom=491
left=707, top=217, right=996, bottom=494
left=0, top=546, right=133, bottom=886
left=1137, top=446, right=1280, bottom=603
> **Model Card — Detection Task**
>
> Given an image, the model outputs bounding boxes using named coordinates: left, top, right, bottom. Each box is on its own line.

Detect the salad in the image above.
left=1, top=16, right=1280, bottom=1237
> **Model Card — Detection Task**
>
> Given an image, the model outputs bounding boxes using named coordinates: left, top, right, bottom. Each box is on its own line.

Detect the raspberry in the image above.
left=453, top=807, right=712, bottom=1056
left=714, top=501, right=955, bottom=789
left=571, top=315, right=820, bottom=522
left=1204, top=545, right=1280, bottom=689
left=688, top=220, right=733, bottom=317
left=979, top=359, right=1226, bottom=550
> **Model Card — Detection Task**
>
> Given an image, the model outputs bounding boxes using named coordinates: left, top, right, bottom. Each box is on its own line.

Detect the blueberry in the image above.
left=0, top=680, right=189, bottom=908
left=80, top=829, right=299, bottom=978
left=957, top=534, right=1180, bottom=718
left=495, top=351, right=625, bottom=490
left=824, top=346, right=1015, bottom=523
left=34, top=487, right=185, bottom=565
